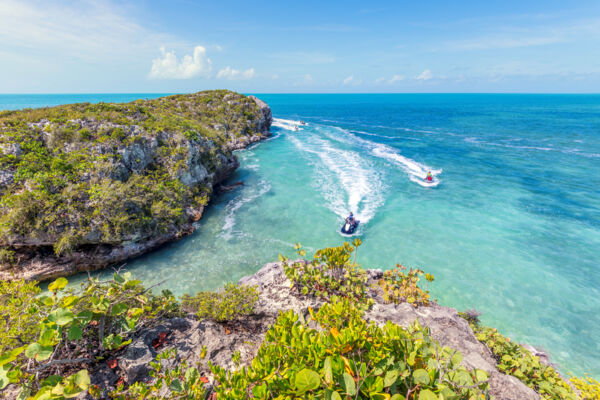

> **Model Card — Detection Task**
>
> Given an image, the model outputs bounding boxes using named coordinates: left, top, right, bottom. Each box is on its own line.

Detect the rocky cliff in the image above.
left=0, top=91, right=272, bottom=281
left=86, top=262, right=539, bottom=399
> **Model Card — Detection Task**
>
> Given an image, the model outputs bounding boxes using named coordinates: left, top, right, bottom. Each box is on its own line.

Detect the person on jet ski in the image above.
left=426, top=171, right=432, bottom=181
left=346, top=212, right=356, bottom=226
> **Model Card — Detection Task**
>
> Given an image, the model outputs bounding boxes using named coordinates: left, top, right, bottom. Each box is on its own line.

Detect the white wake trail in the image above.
left=320, top=126, right=442, bottom=187
left=221, top=180, right=271, bottom=239
left=287, top=133, right=384, bottom=224
left=272, top=118, right=308, bottom=131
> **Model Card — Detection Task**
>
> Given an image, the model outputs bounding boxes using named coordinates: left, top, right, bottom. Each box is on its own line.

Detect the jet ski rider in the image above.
left=346, top=212, right=356, bottom=226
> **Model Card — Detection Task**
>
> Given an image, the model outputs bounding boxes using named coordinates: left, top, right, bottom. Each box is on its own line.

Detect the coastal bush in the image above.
left=465, top=317, right=578, bottom=399
left=282, top=240, right=374, bottom=308
left=378, top=264, right=435, bottom=307
left=209, top=300, right=490, bottom=399
left=570, top=375, right=600, bottom=399
left=0, top=272, right=178, bottom=398
left=181, top=283, right=259, bottom=322
left=0, top=279, right=41, bottom=353
left=0, top=247, right=16, bottom=266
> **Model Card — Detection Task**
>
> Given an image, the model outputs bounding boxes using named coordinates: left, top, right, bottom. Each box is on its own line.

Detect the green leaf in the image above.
left=0, top=347, right=24, bottom=366
left=0, top=365, right=11, bottom=390
left=342, top=372, right=356, bottom=396
left=25, top=343, right=54, bottom=361
left=74, top=370, right=90, bottom=389
left=48, top=308, right=74, bottom=326
left=331, top=391, right=342, bottom=400
left=323, top=356, right=333, bottom=385
left=48, top=277, right=68, bottom=291
left=451, top=352, right=463, bottom=366
left=390, top=395, right=406, bottom=400
left=61, top=295, right=78, bottom=308
left=111, top=302, right=129, bottom=316
left=68, top=324, right=83, bottom=340
left=113, top=273, right=126, bottom=284
left=39, top=328, right=58, bottom=346
left=474, top=369, right=489, bottom=382
left=77, top=310, right=93, bottom=324
left=295, top=368, right=320, bottom=393
left=384, top=369, right=399, bottom=387
left=252, top=384, right=267, bottom=397
left=184, top=367, right=199, bottom=383
left=418, top=389, right=438, bottom=400
left=413, top=369, right=430, bottom=385
left=169, top=379, right=184, bottom=393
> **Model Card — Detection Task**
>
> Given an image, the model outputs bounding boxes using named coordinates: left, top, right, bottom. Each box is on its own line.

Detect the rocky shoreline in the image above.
left=0, top=92, right=272, bottom=282
left=77, top=262, right=541, bottom=400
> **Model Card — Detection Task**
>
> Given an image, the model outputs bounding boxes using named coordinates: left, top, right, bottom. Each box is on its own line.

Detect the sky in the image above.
left=0, top=0, right=599, bottom=93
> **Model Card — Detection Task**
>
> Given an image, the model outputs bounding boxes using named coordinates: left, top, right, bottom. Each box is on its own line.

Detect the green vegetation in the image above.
left=181, top=282, right=259, bottom=322
left=282, top=239, right=374, bottom=309
left=109, top=349, right=207, bottom=400
left=570, top=375, right=600, bottom=399
left=0, top=272, right=178, bottom=398
left=0, top=90, right=265, bottom=270
left=377, top=265, right=435, bottom=307
left=210, top=298, right=491, bottom=399
left=460, top=311, right=584, bottom=400
left=0, top=242, right=597, bottom=399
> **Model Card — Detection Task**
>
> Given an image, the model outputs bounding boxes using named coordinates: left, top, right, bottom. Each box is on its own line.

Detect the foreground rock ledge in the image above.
left=86, top=262, right=539, bottom=400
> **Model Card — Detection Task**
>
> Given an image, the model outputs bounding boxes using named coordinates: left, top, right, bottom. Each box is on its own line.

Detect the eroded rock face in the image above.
left=107, top=263, right=539, bottom=400
left=0, top=92, right=272, bottom=281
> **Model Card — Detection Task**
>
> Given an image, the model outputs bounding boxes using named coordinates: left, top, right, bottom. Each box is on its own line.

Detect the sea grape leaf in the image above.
left=295, top=368, right=320, bottom=393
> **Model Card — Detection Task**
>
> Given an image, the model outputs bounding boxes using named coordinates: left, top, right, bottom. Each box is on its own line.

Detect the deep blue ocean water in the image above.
left=1, top=93, right=599, bottom=376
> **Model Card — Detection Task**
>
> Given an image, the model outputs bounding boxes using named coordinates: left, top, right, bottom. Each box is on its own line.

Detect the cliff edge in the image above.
left=0, top=91, right=272, bottom=281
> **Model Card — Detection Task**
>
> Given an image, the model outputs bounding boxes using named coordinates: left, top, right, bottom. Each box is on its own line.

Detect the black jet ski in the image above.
left=341, top=220, right=360, bottom=235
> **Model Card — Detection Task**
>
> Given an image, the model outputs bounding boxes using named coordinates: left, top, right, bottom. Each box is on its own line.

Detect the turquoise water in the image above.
left=1, top=94, right=599, bottom=376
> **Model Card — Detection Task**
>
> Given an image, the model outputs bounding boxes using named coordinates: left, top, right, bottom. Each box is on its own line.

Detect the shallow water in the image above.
left=2, top=93, right=599, bottom=376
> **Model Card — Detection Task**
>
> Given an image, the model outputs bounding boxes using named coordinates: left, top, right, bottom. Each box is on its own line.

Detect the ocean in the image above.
left=1, top=93, right=599, bottom=376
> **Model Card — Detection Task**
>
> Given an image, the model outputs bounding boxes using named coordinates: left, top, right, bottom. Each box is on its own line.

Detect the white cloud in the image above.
left=217, top=66, right=255, bottom=80
left=0, top=0, right=174, bottom=63
left=149, top=46, right=212, bottom=79
left=415, top=69, right=433, bottom=80
left=374, top=77, right=386, bottom=84
left=271, top=74, right=279, bottom=80
left=342, top=75, right=362, bottom=86
left=389, top=74, right=404, bottom=83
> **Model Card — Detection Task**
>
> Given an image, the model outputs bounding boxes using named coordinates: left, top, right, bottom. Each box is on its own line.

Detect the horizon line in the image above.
left=1, top=92, right=600, bottom=96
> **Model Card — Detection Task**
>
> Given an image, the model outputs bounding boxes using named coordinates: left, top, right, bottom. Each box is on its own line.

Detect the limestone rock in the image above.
left=110, top=262, right=539, bottom=400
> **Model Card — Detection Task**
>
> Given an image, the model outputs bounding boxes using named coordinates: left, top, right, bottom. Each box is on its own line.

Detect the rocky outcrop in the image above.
left=0, top=91, right=272, bottom=281
left=98, top=262, right=538, bottom=400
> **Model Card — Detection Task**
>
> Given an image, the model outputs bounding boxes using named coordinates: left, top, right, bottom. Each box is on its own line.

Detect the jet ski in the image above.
left=341, top=220, right=359, bottom=235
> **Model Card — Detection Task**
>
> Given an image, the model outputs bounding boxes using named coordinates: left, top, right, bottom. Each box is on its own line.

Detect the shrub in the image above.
left=0, top=279, right=41, bottom=354
left=468, top=320, right=577, bottom=399
left=0, top=247, right=16, bottom=267
left=570, top=375, right=600, bottom=399
left=210, top=300, right=490, bottom=399
left=181, top=283, right=259, bottom=322
left=282, top=240, right=373, bottom=309
left=377, top=264, right=435, bottom=307
left=0, top=272, right=178, bottom=398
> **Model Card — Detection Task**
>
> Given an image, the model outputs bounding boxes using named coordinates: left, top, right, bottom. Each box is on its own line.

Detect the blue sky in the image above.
left=1, top=0, right=599, bottom=93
